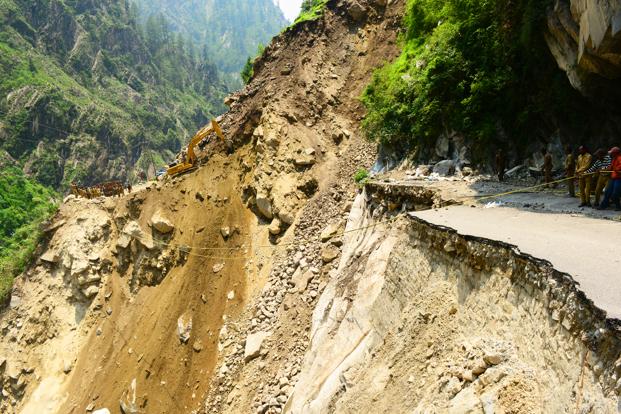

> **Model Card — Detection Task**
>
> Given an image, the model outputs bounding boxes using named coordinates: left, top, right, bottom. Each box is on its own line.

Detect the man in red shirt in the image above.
left=598, top=147, right=621, bottom=210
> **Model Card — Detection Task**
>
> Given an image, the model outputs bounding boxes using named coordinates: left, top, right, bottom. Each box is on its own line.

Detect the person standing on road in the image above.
left=598, top=147, right=621, bottom=211
left=586, top=149, right=612, bottom=207
left=495, top=149, right=506, bottom=182
left=576, top=146, right=593, bottom=207
left=541, top=148, right=553, bottom=188
left=564, top=145, right=576, bottom=197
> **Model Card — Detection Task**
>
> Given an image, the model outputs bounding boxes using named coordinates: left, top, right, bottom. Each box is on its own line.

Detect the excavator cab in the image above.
left=167, top=119, right=225, bottom=177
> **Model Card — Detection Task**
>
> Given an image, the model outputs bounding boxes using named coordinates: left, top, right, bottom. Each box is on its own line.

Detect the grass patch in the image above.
left=292, top=0, right=329, bottom=26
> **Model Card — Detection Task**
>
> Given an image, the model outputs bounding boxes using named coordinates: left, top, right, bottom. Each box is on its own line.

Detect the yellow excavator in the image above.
left=167, top=119, right=225, bottom=177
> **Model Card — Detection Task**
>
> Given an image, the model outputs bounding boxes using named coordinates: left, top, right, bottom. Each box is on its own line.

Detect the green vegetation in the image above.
left=0, top=0, right=227, bottom=190
left=0, top=157, right=59, bottom=304
left=354, top=168, right=370, bottom=185
left=241, top=44, right=266, bottom=85
left=361, top=0, right=584, bottom=160
left=294, top=0, right=330, bottom=25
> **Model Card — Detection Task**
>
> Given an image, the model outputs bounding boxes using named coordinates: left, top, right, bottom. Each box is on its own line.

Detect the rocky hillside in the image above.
left=0, top=0, right=226, bottom=190
left=2, top=1, right=621, bottom=414
left=135, top=0, right=288, bottom=78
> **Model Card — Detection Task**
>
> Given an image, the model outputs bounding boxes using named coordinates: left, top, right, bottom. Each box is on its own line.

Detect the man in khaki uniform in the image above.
left=576, top=146, right=593, bottom=207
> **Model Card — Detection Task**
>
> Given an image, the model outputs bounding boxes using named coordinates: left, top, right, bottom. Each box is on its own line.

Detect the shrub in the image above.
left=354, top=168, right=370, bottom=185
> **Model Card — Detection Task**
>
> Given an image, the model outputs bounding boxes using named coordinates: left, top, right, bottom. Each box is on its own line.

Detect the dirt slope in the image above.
left=0, top=1, right=406, bottom=413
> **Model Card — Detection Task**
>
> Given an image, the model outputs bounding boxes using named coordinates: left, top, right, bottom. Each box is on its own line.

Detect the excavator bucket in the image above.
left=212, top=119, right=225, bottom=141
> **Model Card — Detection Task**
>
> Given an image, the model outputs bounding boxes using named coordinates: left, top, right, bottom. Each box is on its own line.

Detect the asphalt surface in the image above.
left=411, top=205, right=621, bottom=319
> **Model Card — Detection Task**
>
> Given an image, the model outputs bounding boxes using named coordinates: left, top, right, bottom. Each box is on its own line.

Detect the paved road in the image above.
left=411, top=205, right=621, bottom=319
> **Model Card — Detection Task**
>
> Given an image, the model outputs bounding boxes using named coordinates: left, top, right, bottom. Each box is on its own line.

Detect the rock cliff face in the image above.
left=546, top=0, right=621, bottom=98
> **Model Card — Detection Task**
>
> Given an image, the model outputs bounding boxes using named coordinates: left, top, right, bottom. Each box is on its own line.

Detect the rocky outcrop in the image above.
left=285, top=190, right=621, bottom=413
left=546, top=0, right=621, bottom=97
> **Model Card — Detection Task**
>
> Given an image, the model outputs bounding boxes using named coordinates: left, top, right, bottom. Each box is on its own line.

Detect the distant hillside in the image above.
left=0, top=0, right=227, bottom=189
left=135, top=0, right=288, bottom=78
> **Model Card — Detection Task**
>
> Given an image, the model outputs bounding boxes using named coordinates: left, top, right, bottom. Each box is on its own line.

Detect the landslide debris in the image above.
left=1, top=1, right=404, bottom=412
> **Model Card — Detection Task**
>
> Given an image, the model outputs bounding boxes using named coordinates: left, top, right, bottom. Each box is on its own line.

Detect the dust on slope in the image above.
left=57, top=152, right=256, bottom=413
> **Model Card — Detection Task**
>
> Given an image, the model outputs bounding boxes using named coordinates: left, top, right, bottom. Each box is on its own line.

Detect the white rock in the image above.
left=177, top=315, right=192, bottom=343
left=83, top=286, right=100, bottom=298
left=244, top=331, right=270, bottom=362
left=93, top=409, right=111, bottom=414
left=150, top=211, right=175, bottom=234
left=213, top=263, right=225, bottom=273
left=220, top=227, right=231, bottom=239
left=449, top=387, right=482, bottom=414
left=320, top=223, right=340, bottom=242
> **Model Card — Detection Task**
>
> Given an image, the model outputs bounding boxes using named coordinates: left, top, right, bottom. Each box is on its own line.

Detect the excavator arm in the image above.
left=167, top=119, right=225, bottom=177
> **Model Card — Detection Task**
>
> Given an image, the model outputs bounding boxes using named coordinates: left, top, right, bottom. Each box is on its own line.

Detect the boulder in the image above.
left=220, top=227, right=231, bottom=239
left=321, top=246, right=340, bottom=263
left=448, top=387, right=482, bottom=414
left=150, top=211, right=174, bottom=234
left=268, top=218, right=282, bottom=235
left=433, top=160, right=456, bottom=176
left=278, top=209, right=296, bottom=225
left=177, top=315, right=192, bottom=343
left=320, top=223, right=340, bottom=242
left=256, top=193, right=273, bottom=219
left=291, top=269, right=315, bottom=293
left=244, top=331, right=270, bottom=362
left=40, top=250, right=60, bottom=264
left=348, top=1, right=368, bottom=21
left=83, top=286, right=100, bottom=298
left=93, top=410, right=111, bottom=414
left=122, top=221, right=153, bottom=250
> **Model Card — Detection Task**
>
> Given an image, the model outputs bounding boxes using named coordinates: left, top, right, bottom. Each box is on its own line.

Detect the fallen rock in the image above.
left=449, top=387, right=482, bottom=414
left=83, top=286, right=100, bottom=298
left=433, top=160, right=456, bottom=176
left=320, top=222, right=340, bottom=242
left=150, top=211, right=175, bottom=234
left=256, top=193, right=273, bottom=219
left=193, top=340, right=204, bottom=353
left=220, top=226, right=231, bottom=239
left=348, top=1, right=368, bottom=21
left=278, top=209, right=296, bottom=225
left=321, top=246, right=340, bottom=263
left=213, top=263, right=225, bottom=274
left=268, top=218, right=282, bottom=235
left=122, top=221, right=154, bottom=250
left=93, top=409, right=111, bottom=414
left=119, top=378, right=138, bottom=414
left=483, top=353, right=504, bottom=366
left=40, top=250, right=60, bottom=264
left=291, top=269, right=315, bottom=293
left=177, top=315, right=192, bottom=344
left=244, top=331, right=270, bottom=362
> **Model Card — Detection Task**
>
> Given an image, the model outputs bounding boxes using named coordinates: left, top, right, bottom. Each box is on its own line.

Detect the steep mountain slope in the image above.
left=135, top=0, right=288, bottom=77
left=3, top=1, right=621, bottom=414
left=0, top=0, right=226, bottom=190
